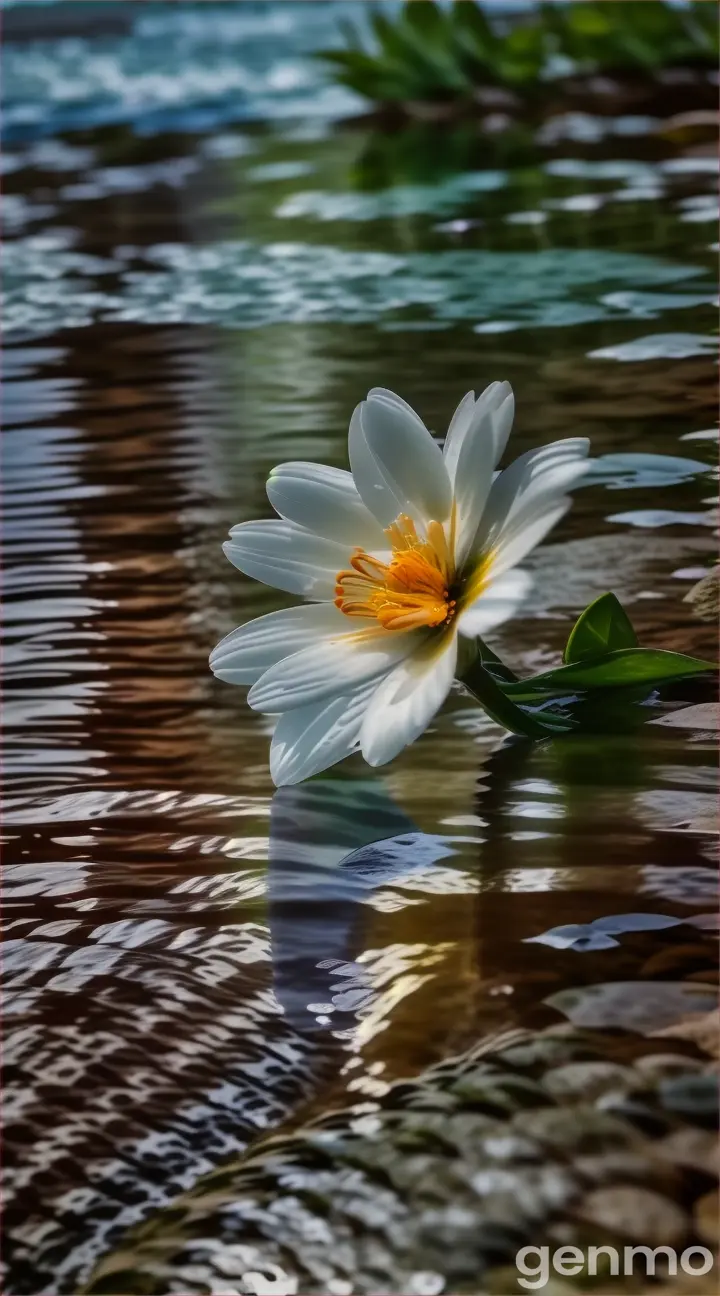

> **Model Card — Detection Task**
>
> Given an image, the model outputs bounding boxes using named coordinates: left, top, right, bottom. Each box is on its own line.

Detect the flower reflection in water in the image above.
left=267, top=778, right=464, bottom=1034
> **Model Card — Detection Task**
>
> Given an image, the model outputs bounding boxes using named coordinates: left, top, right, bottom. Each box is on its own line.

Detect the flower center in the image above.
left=335, top=514, right=456, bottom=631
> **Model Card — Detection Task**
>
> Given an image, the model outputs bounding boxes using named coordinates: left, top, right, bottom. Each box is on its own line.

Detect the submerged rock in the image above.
left=575, top=1183, right=689, bottom=1247
left=684, top=567, right=720, bottom=623
left=84, top=1023, right=718, bottom=1295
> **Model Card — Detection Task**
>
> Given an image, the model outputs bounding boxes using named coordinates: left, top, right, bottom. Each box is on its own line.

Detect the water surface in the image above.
left=2, top=4, right=717, bottom=1292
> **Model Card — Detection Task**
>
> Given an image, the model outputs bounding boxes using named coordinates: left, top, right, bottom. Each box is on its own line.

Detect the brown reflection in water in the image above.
left=2, top=326, right=309, bottom=1294
left=469, top=729, right=717, bottom=1038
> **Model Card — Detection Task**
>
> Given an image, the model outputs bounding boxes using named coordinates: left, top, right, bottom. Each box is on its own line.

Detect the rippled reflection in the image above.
left=267, top=780, right=414, bottom=1031
left=2, top=3, right=718, bottom=1292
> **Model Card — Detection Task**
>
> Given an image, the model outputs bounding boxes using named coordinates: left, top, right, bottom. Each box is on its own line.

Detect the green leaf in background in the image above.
left=685, top=0, right=720, bottom=59
left=450, top=0, right=500, bottom=76
left=317, top=0, right=718, bottom=105
left=496, top=23, right=547, bottom=84
left=394, top=4, right=472, bottom=95
left=563, top=592, right=638, bottom=664
left=403, top=0, right=458, bottom=60
left=504, top=648, right=715, bottom=701
left=317, top=48, right=418, bottom=102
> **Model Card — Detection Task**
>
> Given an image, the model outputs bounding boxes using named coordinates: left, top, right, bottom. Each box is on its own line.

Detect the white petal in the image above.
left=502, top=448, right=589, bottom=534
left=248, top=625, right=418, bottom=713
left=367, top=387, right=424, bottom=422
left=349, top=396, right=452, bottom=528
left=209, top=603, right=351, bottom=684
left=270, top=680, right=377, bottom=786
left=490, top=498, right=571, bottom=579
left=509, top=457, right=588, bottom=534
left=266, top=462, right=386, bottom=548
left=458, top=569, right=533, bottom=638
left=490, top=389, right=515, bottom=466
left=360, top=633, right=457, bottom=767
left=443, top=381, right=512, bottom=481
left=223, top=520, right=349, bottom=599
left=451, top=401, right=499, bottom=568
left=471, top=438, right=589, bottom=561
left=443, top=390, right=476, bottom=478
left=348, top=402, right=401, bottom=528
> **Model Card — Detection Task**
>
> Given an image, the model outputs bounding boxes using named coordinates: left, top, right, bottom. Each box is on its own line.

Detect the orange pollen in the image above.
left=334, top=514, right=456, bottom=631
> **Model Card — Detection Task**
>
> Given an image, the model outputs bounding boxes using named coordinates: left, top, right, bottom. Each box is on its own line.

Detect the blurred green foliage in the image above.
left=318, top=0, right=718, bottom=106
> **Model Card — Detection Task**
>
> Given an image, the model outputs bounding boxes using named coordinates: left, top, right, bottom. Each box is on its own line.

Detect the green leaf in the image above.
left=505, top=649, right=716, bottom=701
left=403, top=0, right=449, bottom=45
left=461, top=660, right=575, bottom=737
left=686, top=1, right=720, bottom=56
left=316, top=46, right=423, bottom=101
left=318, top=0, right=719, bottom=105
left=476, top=637, right=519, bottom=683
left=496, top=24, right=547, bottom=84
left=367, top=4, right=467, bottom=97
left=564, top=592, right=638, bottom=664
left=549, top=683, right=665, bottom=735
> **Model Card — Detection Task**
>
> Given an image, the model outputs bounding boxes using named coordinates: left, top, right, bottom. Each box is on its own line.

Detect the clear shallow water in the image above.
left=1, top=4, right=718, bottom=1293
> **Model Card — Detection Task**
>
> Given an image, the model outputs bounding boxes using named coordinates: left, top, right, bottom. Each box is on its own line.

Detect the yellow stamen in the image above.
left=335, top=513, right=456, bottom=632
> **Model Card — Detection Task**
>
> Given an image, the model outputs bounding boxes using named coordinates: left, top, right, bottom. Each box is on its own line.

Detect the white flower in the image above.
left=210, top=383, right=589, bottom=785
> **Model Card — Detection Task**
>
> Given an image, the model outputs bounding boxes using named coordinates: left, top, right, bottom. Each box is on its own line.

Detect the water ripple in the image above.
left=2, top=0, right=361, bottom=142
left=4, top=238, right=710, bottom=338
